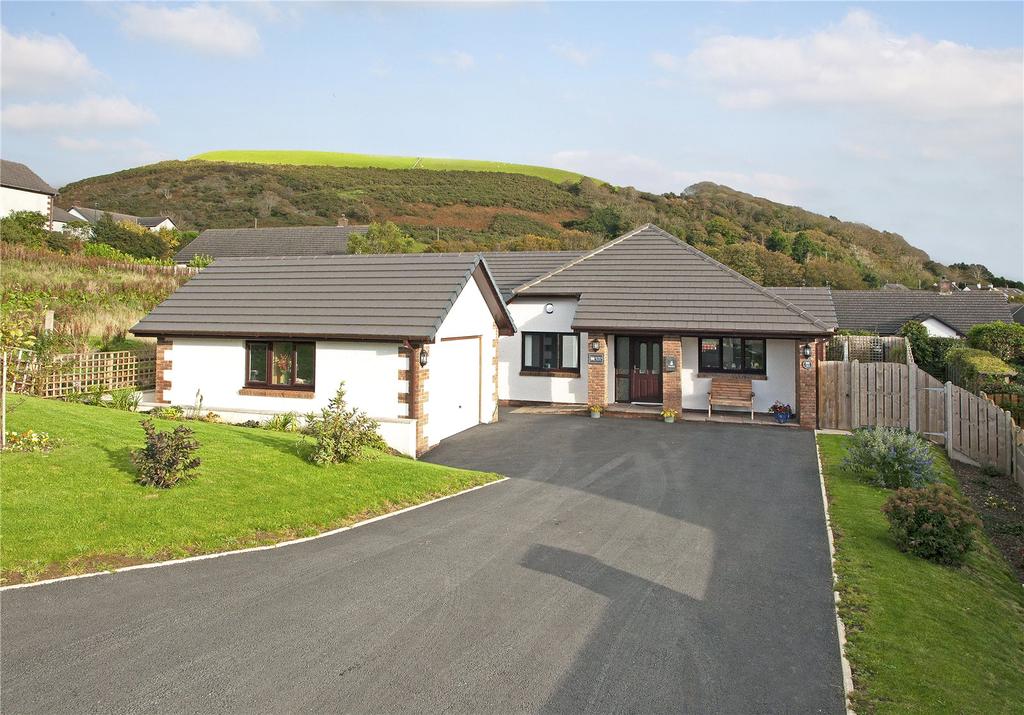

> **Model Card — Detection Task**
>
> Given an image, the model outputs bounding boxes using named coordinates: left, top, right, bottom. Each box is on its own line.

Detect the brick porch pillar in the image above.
left=408, top=345, right=430, bottom=456
left=662, top=335, right=682, bottom=411
left=797, top=339, right=819, bottom=429
left=587, top=333, right=608, bottom=407
left=154, top=337, right=172, bottom=404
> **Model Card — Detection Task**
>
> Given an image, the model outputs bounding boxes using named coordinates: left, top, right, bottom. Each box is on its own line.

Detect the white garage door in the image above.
left=430, top=337, right=481, bottom=443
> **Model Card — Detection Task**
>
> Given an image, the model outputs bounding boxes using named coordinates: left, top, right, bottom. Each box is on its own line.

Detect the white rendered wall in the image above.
left=0, top=187, right=49, bottom=219
left=163, top=338, right=416, bottom=455
left=681, top=337, right=796, bottom=414
left=425, top=276, right=499, bottom=446
left=921, top=318, right=960, bottom=338
left=498, top=297, right=588, bottom=404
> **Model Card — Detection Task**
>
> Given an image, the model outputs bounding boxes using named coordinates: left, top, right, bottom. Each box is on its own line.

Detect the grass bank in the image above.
left=1, top=397, right=499, bottom=584
left=817, top=434, right=1024, bottom=713
left=191, top=149, right=586, bottom=184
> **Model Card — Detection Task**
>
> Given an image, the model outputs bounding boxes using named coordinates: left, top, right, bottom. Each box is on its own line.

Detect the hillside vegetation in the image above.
left=60, top=158, right=947, bottom=289
left=192, top=150, right=586, bottom=184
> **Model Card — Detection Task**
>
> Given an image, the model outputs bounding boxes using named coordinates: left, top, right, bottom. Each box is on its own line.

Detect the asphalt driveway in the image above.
left=1, top=413, right=844, bottom=714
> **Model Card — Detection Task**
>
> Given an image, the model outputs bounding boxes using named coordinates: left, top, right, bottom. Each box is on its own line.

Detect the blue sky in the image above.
left=2, top=1, right=1022, bottom=277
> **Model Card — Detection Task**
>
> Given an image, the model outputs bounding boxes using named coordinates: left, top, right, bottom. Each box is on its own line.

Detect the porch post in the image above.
left=797, top=338, right=819, bottom=429
left=662, top=335, right=683, bottom=411
left=587, top=333, right=608, bottom=407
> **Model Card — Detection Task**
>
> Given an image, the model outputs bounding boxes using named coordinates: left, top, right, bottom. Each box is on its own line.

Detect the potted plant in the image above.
left=769, top=401, right=793, bottom=423
left=661, top=408, right=678, bottom=424
left=589, top=404, right=604, bottom=419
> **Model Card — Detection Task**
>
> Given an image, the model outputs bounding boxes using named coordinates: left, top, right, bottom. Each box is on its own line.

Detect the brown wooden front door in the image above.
left=630, top=337, right=662, bottom=403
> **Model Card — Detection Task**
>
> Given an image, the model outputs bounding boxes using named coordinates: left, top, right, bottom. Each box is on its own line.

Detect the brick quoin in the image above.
left=154, top=337, right=172, bottom=404
left=490, top=325, right=500, bottom=423
left=587, top=333, right=608, bottom=407
left=797, top=338, right=820, bottom=429
left=661, top=335, right=683, bottom=412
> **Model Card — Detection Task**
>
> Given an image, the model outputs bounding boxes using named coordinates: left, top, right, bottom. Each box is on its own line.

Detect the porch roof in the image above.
left=514, top=224, right=833, bottom=336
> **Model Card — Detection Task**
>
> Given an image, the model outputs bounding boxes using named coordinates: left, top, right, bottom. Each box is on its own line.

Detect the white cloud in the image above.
left=433, top=50, right=475, bottom=71
left=650, top=51, right=682, bottom=72
left=1, top=27, right=101, bottom=93
left=550, top=150, right=806, bottom=204
left=119, top=4, right=260, bottom=57
left=684, top=10, right=1022, bottom=118
left=551, top=42, right=594, bottom=67
left=2, top=96, right=157, bottom=131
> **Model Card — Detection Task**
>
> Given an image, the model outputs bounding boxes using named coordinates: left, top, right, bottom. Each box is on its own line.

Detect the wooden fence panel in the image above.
left=4, top=349, right=156, bottom=398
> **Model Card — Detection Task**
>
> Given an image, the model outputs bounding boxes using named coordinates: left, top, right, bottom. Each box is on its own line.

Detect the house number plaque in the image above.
left=588, top=353, right=604, bottom=364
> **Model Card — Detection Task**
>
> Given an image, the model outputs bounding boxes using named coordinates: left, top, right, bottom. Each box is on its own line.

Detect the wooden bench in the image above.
left=708, top=377, right=755, bottom=420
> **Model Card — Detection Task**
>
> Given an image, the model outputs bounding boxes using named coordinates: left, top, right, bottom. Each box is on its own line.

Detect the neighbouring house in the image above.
left=132, top=253, right=515, bottom=456
left=68, top=206, right=177, bottom=233
left=49, top=206, right=80, bottom=233
left=831, top=289, right=1014, bottom=337
left=1011, top=303, right=1024, bottom=325
left=174, top=224, right=370, bottom=264
left=497, top=225, right=832, bottom=424
left=0, top=159, right=57, bottom=227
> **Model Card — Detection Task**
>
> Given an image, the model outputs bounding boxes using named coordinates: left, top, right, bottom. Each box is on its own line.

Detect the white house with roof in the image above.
left=69, top=206, right=177, bottom=233
left=0, top=159, right=57, bottom=228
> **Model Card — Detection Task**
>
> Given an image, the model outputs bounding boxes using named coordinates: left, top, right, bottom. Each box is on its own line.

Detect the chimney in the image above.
left=938, top=277, right=953, bottom=294
left=336, top=215, right=349, bottom=227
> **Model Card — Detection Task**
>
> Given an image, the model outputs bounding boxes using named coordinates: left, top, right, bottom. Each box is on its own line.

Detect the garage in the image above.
left=427, top=336, right=482, bottom=443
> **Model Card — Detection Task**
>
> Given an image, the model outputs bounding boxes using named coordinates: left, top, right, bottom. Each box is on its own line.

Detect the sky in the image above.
left=1, top=1, right=1022, bottom=278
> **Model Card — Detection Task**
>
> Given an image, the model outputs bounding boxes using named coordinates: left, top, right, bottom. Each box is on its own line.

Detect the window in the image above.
left=522, top=332, right=580, bottom=373
left=246, top=341, right=315, bottom=389
left=698, top=337, right=767, bottom=374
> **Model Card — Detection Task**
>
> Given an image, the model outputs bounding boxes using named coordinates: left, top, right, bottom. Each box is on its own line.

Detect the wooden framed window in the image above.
left=245, top=341, right=315, bottom=390
left=522, top=332, right=580, bottom=373
left=698, top=337, right=766, bottom=374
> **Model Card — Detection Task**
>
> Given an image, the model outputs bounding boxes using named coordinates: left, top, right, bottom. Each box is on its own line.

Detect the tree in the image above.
left=966, top=322, right=1024, bottom=363
left=347, top=221, right=421, bottom=254
left=790, top=232, right=812, bottom=264
left=0, top=211, right=48, bottom=248
left=92, top=214, right=166, bottom=259
left=803, top=257, right=866, bottom=289
left=719, top=243, right=764, bottom=284
left=765, top=228, right=791, bottom=253
left=758, top=247, right=803, bottom=286
left=563, top=206, right=627, bottom=239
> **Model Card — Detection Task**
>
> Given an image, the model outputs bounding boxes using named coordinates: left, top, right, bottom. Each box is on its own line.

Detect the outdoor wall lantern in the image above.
left=589, top=339, right=601, bottom=352
left=544, top=303, right=555, bottom=314
left=419, top=346, right=429, bottom=367
left=802, top=344, right=813, bottom=359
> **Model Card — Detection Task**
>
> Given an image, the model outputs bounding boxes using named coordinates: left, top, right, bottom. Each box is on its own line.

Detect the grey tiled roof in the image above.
left=132, top=253, right=512, bottom=341
left=479, top=251, right=583, bottom=299
left=174, top=225, right=369, bottom=262
left=516, top=224, right=832, bottom=335
left=0, top=160, right=56, bottom=195
left=70, top=206, right=172, bottom=229
left=768, top=287, right=838, bottom=330
left=832, top=290, right=1013, bottom=336
left=51, top=206, right=78, bottom=224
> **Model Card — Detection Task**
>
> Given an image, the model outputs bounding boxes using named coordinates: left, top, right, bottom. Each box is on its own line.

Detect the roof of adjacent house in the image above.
left=50, top=206, right=78, bottom=224
left=514, top=224, right=833, bottom=335
left=767, top=287, right=839, bottom=330
left=174, top=225, right=370, bottom=263
left=1, top=160, right=56, bottom=195
left=1011, top=303, right=1024, bottom=325
left=479, top=251, right=584, bottom=299
left=132, top=253, right=514, bottom=341
left=832, top=290, right=1013, bottom=336
left=70, top=206, right=172, bottom=229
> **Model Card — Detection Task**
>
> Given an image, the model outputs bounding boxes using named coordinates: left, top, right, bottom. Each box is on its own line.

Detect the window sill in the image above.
left=520, top=369, right=581, bottom=378
left=696, top=372, right=767, bottom=381
left=239, top=387, right=315, bottom=399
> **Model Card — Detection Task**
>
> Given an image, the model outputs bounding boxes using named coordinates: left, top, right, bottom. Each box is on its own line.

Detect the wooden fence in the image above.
left=4, top=348, right=156, bottom=398
left=818, top=346, right=1024, bottom=489
left=825, top=335, right=908, bottom=363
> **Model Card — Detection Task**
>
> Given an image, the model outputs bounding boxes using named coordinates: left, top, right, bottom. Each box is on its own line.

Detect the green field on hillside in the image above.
left=191, top=150, right=586, bottom=184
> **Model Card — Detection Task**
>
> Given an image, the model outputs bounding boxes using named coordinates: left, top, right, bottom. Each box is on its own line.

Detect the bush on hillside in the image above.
left=347, top=221, right=422, bottom=254
left=131, top=418, right=201, bottom=488
left=882, top=484, right=980, bottom=566
left=304, top=383, right=385, bottom=464
left=966, top=322, right=1024, bottom=363
left=843, top=427, right=940, bottom=489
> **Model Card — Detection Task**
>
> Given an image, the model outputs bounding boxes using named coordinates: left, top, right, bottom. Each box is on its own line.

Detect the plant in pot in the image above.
left=588, top=404, right=604, bottom=419
left=661, top=408, right=678, bottom=424
left=769, top=401, right=793, bottom=423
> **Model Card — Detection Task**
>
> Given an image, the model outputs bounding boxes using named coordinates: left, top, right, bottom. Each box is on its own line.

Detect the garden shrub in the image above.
left=130, top=418, right=201, bottom=488
left=108, top=387, right=141, bottom=412
left=149, top=405, right=184, bottom=420
left=966, top=321, right=1024, bottom=363
left=842, top=427, right=940, bottom=488
left=945, top=347, right=1016, bottom=392
left=882, top=483, right=980, bottom=566
left=304, top=383, right=385, bottom=464
left=187, top=253, right=214, bottom=268
left=899, top=321, right=959, bottom=379
left=264, top=412, right=300, bottom=432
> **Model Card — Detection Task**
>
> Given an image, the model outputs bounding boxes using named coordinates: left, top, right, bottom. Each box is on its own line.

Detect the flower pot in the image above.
left=664, top=416, right=675, bottom=424
left=590, top=411, right=601, bottom=419
left=774, top=412, right=791, bottom=424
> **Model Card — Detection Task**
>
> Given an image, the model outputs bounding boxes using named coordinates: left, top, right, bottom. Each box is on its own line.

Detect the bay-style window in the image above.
left=522, top=332, right=580, bottom=373
left=246, top=341, right=315, bottom=389
left=699, top=337, right=766, bottom=374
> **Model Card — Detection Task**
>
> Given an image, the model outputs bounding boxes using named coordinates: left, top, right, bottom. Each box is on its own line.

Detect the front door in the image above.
left=630, top=337, right=662, bottom=403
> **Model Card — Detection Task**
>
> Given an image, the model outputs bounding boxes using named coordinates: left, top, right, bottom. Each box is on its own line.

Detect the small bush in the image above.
left=966, top=322, right=1024, bottom=363
left=842, top=427, right=940, bottom=488
left=304, top=383, right=385, bottom=464
left=130, top=418, right=201, bottom=488
left=149, top=405, right=183, bottom=421
left=945, top=347, right=1016, bottom=392
left=187, top=253, right=214, bottom=268
left=108, top=388, right=141, bottom=412
left=264, top=412, right=301, bottom=432
left=882, top=484, right=980, bottom=565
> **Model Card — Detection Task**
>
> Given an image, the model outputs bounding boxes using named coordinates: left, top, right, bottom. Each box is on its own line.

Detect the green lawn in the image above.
left=190, top=149, right=587, bottom=184
left=1, top=397, right=499, bottom=584
left=817, top=434, right=1024, bottom=713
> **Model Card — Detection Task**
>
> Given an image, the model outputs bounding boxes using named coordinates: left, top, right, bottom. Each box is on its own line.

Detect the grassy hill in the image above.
left=191, top=149, right=586, bottom=184
left=58, top=158, right=944, bottom=289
